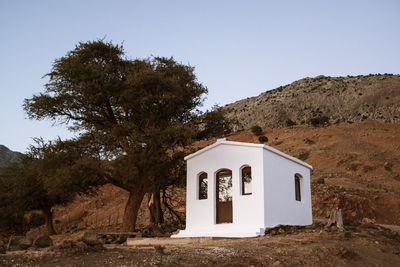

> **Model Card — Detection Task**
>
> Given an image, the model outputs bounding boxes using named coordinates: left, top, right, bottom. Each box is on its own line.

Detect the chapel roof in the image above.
left=184, top=138, right=312, bottom=169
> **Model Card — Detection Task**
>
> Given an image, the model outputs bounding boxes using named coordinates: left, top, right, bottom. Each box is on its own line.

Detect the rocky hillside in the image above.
left=0, top=145, right=22, bottom=174
left=223, top=74, right=400, bottom=130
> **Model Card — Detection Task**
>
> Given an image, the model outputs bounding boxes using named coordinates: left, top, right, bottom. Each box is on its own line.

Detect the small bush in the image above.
left=336, top=159, right=346, bottom=167
left=304, top=138, right=315, bottom=145
left=384, top=162, right=392, bottom=172
left=250, top=125, right=263, bottom=136
left=349, top=163, right=359, bottom=171
left=362, top=165, right=374, bottom=173
left=298, top=151, right=310, bottom=161
left=310, top=116, right=330, bottom=127
left=286, top=119, right=296, bottom=127
left=258, top=136, right=268, bottom=143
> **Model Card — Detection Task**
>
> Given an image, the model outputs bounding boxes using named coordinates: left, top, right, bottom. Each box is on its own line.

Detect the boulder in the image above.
left=33, top=233, right=53, bottom=248
left=55, top=240, right=89, bottom=253
left=75, top=241, right=89, bottom=251
left=7, top=236, right=33, bottom=251
left=20, top=237, right=33, bottom=249
left=81, top=232, right=104, bottom=246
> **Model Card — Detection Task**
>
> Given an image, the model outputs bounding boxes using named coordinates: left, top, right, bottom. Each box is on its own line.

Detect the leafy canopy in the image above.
left=24, top=40, right=208, bottom=191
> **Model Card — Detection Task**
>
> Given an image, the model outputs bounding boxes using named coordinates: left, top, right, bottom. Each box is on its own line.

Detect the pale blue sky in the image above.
left=1, top=0, right=399, bottom=152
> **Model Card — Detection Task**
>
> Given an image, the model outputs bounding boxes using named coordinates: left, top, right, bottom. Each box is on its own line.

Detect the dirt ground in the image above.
left=1, top=221, right=400, bottom=266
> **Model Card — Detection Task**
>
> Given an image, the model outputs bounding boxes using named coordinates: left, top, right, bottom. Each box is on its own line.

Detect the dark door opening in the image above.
left=216, top=169, right=233, bottom=223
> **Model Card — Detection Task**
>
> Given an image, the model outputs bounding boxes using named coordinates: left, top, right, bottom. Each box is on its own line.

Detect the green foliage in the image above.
left=196, top=105, right=233, bottom=140
left=286, top=119, right=296, bottom=127
left=23, top=40, right=208, bottom=230
left=250, top=125, right=263, bottom=136
left=304, top=138, right=315, bottom=145
left=362, top=165, right=374, bottom=173
left=310, top=116, right=330, bottom=127
left=350, top=163, right=359, bottom=171
left=384, top=163, right=392, bottom=172
left=298, top=151, right=310, bottom=161
left=258, top=136, right=268, bottom=143
left=0, top=138, right=105, bottom=232
left=0, top=172, right=27, bottom=232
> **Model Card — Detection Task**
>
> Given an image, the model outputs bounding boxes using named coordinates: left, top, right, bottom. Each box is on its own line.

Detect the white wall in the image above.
left=173, top=140, right=313, bottom=238
left=184, top=143, right=265, bottom=236
left=263, top=149, right=312, bottom=227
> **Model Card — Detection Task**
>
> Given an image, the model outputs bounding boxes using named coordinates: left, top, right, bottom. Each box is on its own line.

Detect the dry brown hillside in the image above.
left=3, top=122, right=399, bottom=266
left=223, top=74, right=400, bottom=130
left=27, top=122, right=400, bottom=237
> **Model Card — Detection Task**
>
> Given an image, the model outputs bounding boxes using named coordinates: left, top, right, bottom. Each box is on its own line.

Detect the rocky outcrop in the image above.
left=223, top=74, right=400, bottom=131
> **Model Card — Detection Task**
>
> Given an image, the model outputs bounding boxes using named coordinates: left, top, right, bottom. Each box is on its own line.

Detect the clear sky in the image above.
left=1, top=0, right=399, bottom=152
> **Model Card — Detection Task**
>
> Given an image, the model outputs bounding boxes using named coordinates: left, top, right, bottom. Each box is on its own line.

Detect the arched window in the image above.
left=242, top=166, right=252, bottom=195
left=199, top=172, right=208, bottom=200
left=295, top=174, right=302, bottom=201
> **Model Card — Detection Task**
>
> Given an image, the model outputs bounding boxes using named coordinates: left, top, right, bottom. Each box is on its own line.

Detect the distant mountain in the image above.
left=223, top=74, right=400, bottom=131
left=0, top=145, right=22, bottom=174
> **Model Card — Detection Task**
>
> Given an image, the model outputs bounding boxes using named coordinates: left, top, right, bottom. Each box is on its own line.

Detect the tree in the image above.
left=196, top=105, right=233, bottom=140
left=258, top=135, right=268, bottom=143
left=0, top=167, right=29, bottom=233
left=0, top=138, right=105, bottom=235
left=24, top=40, right=207, bottom=231
left=250, top=125, right=263, bottom=136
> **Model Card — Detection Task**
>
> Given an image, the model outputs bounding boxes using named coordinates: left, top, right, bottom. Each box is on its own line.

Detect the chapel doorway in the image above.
left=216, top=169, right=233, bottom=223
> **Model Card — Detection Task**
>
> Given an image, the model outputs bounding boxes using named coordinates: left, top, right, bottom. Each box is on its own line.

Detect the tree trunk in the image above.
left=122, top=189, right=146, bottom=232
left=154, top=190, right=163, bottom=224
left=326, top=207, right=344, bottom=231
left=148, top=191, right=164, bottom=224
left=148, top=193, right=156, bottom=224
left=42, top=207, right=56, bottom=235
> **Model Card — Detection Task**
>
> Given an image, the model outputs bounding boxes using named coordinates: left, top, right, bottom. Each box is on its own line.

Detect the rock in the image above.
left=75, top=241, right=88, bottom=251
left=361, top=218, right=375, bottom=224
left=273, top=260, right=282, bottom=266
left=55, top=240, right=89, bottom=253
left=104, top=234, right=117, bottom=244
left=81, top=231, right=104, bottom=246
left=7, top=236, right=33, bottom=251
left=20, top=237, right=33, bottom=249
left=115, top=234, right=129, bottom=244
left=33, top=233, right=53, bottom=248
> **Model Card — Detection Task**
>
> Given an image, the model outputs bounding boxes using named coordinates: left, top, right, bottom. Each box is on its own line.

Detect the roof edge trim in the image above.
left=184, top=140, right=312, bottom=169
